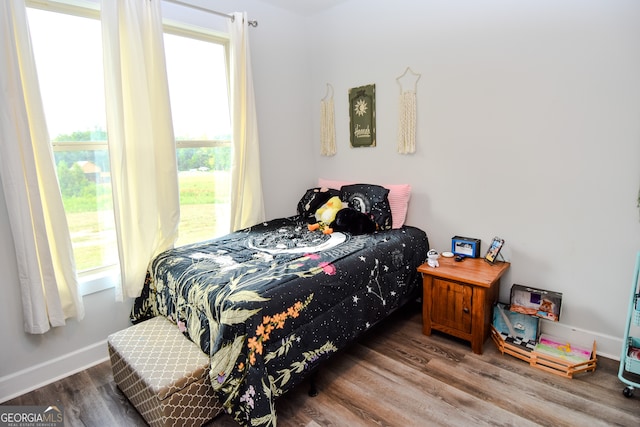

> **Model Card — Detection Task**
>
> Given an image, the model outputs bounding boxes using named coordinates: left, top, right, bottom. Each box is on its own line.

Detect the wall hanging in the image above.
left=320, top=84, right=336, bottom=156
left=348, top=84, right=376, bottom=148
left=396, top=67, right=421, bottom=154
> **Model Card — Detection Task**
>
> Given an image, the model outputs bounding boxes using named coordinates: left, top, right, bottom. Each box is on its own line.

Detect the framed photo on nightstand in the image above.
left=485, top=236, right=505, bottom=263
left=451, top=236, right=481, bottom=258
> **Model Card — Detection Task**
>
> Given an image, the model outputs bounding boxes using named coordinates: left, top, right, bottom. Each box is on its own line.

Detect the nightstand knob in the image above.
left=463, top=307, right=470, bottom=313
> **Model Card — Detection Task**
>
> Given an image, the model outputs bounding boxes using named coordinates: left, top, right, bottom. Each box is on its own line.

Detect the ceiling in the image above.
left=256, top=0, right=350, bottom=15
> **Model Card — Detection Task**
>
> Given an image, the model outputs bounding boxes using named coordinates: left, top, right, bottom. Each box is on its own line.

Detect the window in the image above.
left=163, top=30, right=232, bottom=246
left=27, top=6, right=118, bottom=286
left=27, top=2, right=232, bottom=293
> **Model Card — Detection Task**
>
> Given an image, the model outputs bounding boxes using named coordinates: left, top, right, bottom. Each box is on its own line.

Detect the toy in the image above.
left=427, top=249, right=440, bottom=267
left=330, top=208, right=377, bottom=235
left=308, top=196, right=344, bottom=234
left=297, top=187, right=339, bottom=221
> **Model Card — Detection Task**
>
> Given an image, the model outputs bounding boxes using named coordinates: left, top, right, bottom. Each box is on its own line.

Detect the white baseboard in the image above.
left=540, top=321, right=623, bottom=361
left=0, top=339, right=109, bottom=403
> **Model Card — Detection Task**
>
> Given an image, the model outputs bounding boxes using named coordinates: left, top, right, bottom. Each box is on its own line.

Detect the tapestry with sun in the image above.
left=348, top=84, right=376, bottom=147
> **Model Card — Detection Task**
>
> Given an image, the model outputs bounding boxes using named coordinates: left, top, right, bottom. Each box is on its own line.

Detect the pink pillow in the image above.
left=318, top=178, right=353, bottom=190
left=318, top=178, right=411, bottom=229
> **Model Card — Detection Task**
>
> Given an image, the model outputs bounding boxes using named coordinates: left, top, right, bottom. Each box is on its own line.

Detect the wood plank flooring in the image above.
left=4, top=301, right=640, bottom=426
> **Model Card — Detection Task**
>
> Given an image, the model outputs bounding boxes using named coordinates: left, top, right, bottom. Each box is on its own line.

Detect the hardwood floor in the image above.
left=4, top=302, right=640, bottom=426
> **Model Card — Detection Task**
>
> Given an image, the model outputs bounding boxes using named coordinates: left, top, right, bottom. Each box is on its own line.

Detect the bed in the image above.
left=130, top=185, right=429, bottom=427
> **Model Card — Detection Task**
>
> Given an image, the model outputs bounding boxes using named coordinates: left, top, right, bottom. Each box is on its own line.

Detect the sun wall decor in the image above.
left=348, top=84, right=376, bottom=148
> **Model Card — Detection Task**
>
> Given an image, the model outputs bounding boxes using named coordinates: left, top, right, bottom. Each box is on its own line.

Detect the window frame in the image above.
left=163, top=22, right=232, bottom=153
left=26, top=0, right=232, bottom=296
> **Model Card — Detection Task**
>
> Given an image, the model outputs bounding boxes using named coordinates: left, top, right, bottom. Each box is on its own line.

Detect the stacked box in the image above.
left=491, top=285, right=595, bottom=378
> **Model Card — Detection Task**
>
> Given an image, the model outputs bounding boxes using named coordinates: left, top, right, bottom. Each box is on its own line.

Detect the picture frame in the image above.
left=451, top=236, right=481, bottom=258
left=348, top=84, right=376, bottom=148
left=485, top=236, right=505, bottom=263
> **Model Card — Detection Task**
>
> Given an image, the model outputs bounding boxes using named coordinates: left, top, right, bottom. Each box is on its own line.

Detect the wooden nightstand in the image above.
left=418, top=257, right=510, bottom=354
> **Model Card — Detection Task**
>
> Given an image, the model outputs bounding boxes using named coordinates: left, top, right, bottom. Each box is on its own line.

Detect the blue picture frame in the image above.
left=451, top=235, right=481, bottom=258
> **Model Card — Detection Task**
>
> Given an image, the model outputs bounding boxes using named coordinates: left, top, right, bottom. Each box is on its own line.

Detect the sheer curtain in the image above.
left=0, top=0, right=84, bottom=333
left=101, top=0, right=180, bottom=300
left=228, top=12, right=265, bottom=231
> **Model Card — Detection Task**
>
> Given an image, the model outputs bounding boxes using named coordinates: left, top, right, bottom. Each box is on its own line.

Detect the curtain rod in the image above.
left=164, top=0, right=258, bottom=27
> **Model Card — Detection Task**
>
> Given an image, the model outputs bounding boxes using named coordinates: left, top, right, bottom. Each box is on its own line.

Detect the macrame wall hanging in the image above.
left=396, top=67, right=421, bottom=154
left=320, top=83, right=336, bottom=156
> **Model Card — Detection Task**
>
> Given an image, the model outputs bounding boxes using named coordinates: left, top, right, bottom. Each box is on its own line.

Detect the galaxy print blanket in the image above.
left=131, top=216, right=428, bottom=426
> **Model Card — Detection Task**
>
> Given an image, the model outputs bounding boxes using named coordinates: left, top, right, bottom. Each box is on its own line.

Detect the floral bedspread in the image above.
left=131, top=216, right=428, bottom=427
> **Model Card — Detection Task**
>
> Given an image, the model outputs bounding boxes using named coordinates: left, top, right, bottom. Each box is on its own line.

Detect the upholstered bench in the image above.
left=108, top=316, right=223, bottom=427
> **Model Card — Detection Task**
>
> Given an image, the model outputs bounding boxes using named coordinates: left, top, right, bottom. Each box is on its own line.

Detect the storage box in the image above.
left=108, top=317, right=223, bottom=427
left=510, top=284, right=562, bottom=322
left=492, top=303, right=539, bottom=342
left=451, top=236, right=481, bottom=258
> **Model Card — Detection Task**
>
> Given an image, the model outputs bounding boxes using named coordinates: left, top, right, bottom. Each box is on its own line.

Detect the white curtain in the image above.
left=102, top=0, right=180, bottom=300
left=0, top=0, right=84, bottom=333
left=228, top=12, right=265, bottom=231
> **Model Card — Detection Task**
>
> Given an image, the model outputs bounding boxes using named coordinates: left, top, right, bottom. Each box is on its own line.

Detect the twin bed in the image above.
left=128, top=184, right=429, bottom=426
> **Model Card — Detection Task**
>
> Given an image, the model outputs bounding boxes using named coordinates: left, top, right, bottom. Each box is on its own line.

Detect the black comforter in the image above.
left=131, top=216, right=428, bottom=426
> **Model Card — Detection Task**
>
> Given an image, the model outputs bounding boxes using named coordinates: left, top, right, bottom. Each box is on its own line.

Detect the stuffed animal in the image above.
left=297, top=187, right=339, bottom=221
left=308, top=196, right=344, bottom=234
left=330, top=208, right=377, bottom=235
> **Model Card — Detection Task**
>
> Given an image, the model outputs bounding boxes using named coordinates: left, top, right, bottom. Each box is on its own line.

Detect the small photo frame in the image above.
left=485, top=236, right=505, bottom=263
left=451, top=236, right=481, bottom=258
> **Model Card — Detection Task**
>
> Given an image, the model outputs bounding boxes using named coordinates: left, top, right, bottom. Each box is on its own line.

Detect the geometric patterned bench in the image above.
left=107, top=316, right=224, bottom=427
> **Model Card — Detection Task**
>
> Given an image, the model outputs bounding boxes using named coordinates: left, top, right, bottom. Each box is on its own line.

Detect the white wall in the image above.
left=2, top=0, right=639, bottom=402
left=307, top=0, right=640, bottom=355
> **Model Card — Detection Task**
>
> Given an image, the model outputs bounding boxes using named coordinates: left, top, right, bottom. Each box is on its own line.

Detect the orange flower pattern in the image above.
left=246, top=296, right=311, bottom=366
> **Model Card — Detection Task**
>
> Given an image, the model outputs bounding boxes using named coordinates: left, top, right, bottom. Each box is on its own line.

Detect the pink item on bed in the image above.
left=318, top=178, right=411, bottom=229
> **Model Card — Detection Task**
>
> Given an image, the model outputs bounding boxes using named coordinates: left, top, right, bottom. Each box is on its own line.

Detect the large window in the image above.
left=163, top=30, right=232, bottom=247
left=27, top=3, right=231, bottom=292
left=27, top=6, right=117, bottom=279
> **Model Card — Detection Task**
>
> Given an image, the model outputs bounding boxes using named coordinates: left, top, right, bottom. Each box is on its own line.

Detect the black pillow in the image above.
left=340, top=184, right=393, bottom=230
left=296, top=187, right=340, bottom=220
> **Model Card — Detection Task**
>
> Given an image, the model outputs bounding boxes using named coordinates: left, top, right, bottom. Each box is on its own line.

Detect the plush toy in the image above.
left=330, top=208, right=377, bottom=235
left=308, top=196, right=343, bottom=234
